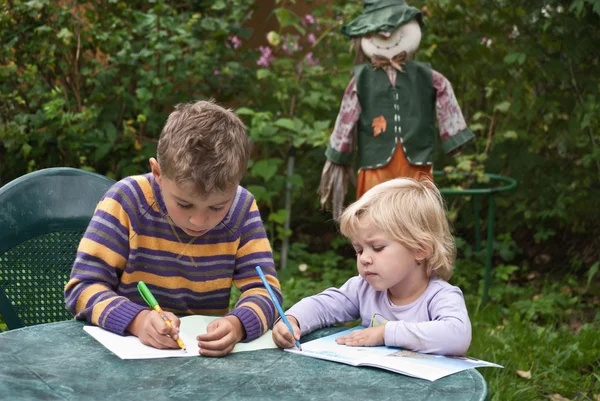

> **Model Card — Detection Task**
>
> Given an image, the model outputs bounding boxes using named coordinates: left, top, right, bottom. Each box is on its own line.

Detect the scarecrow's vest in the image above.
left=354, top=60, right=436, bottom=169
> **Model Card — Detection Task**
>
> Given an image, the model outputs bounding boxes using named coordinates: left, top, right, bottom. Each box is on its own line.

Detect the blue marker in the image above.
left=255, top=266, right=302, bottom=351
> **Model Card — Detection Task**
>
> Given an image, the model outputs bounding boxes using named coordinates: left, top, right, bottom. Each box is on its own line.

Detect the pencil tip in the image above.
left=298, top=345, right=303, bottom=351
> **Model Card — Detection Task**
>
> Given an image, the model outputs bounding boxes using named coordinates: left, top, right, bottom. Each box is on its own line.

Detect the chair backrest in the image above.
left=0, top=168, right=115, bottom=330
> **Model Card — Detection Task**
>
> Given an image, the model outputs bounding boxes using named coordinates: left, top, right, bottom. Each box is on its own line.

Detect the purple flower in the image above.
left=282, top=35, right=302, bottom=55
left=304, top=14, right=315, bottom=25
left=305, top=52, right=319, bottom=67
left=213, top=69, right=221, bottom=75
left=229, top=35, right=242, bottom=49
left=307, top=33, right=316, bottom=45
left=257, top=46, right=274, bottom=67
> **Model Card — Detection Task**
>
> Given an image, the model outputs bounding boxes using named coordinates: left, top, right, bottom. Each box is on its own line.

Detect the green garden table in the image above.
left=0, top=321, right=488, bottom=401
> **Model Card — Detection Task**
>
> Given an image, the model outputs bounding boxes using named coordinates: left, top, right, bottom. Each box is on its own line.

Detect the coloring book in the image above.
left=286, top=327, right=502, bottom=381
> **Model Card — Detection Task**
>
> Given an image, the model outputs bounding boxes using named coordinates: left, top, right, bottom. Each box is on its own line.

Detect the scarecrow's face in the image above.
left=361, top=19, right=421, bottom=60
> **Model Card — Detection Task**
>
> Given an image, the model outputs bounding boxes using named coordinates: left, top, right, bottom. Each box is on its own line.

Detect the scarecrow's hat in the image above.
left=341, top=0, right=423, bottom=38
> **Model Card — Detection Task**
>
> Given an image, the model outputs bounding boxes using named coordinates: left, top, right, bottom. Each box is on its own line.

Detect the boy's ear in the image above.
left=149, top=158, right=161, bottom=184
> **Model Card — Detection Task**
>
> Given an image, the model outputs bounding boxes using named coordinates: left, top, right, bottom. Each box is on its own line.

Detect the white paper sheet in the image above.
left=83, top=315, right=278, bottom=359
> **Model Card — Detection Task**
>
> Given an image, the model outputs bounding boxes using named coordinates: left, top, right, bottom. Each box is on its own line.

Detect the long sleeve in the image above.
left=324, top=77, right=361, bottom=165
left=64, top=182, right=146, bottom=335
left=432, top=69, right=475, bottom=154
left=383, top=285, right=472, bottom=355
left=285, top=277, right=362, bottom=334
left=227, top=199, right=280, bottom=342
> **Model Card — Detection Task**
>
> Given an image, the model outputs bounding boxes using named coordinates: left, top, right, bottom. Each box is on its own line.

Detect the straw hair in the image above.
left=338, top=178, right=456, bottom=280
left=157, top=100, right=250, bottom=196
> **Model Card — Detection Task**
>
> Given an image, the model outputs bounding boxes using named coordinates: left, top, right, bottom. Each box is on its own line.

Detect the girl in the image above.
left=273, top=178, right=471, bottom=355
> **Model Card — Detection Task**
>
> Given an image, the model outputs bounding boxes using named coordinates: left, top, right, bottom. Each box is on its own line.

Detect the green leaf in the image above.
left=503, top=52, right=526, bottom=65
left=268, top=209, right=289, bottom=225
left=246, top=185, right=270, bottom=203
left=236, top=107, right=255, bottom=116
left=504, top=53, right=519, bottom=64
left=585, top=262, right=599, bottom=292
left=252, top=159, right=279, bottom=181
left=257, top=69, right=271, bottom=80
left=594, top=1, right=600, bottom=16
left=293, top=23, right=306, bottom=36
left=94, top=143, right=112, bottom=161
left=102, top=123, right=117, bottom=142
left=21, top=143, right=32, bottom=157
left=503, top=130, right=518, bottom=140
left=470, top=123, right=485, bottom=132
left=211, top=0, right=226, bottom=10
left=274, top=118, right=296, bottom=132
left=136, top=87, right=153, bottom=101
left=313, top=120, right=331, bottom=131
left=472, top=112, right=485, bottom=121
left=57, top=28, right=73, bottom=45
left=274, top=8, right=300, bottom=28
left=457, top=159, right=472, bottom=172
left=494, top=101, right=511, bottom=113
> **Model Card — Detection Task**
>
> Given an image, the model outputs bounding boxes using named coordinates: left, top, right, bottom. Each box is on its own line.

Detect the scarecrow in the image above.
left=318, top=0, right=475, bottom=217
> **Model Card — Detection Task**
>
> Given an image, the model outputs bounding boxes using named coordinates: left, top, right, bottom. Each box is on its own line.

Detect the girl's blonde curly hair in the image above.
left=338, top=178, right=456, bottom=281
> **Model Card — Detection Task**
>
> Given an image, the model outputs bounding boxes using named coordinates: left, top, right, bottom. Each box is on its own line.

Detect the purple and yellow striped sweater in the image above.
left=64, top=173, right=281, bottom=341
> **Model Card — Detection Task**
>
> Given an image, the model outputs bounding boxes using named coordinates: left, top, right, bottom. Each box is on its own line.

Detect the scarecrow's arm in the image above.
left=318, top=77, right=360, bottom=218
left=433, top=69, right=475, bottom=155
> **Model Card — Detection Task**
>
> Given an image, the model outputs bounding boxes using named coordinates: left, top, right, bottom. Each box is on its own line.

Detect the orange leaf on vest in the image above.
left=372, top=116, right=386, bottom=136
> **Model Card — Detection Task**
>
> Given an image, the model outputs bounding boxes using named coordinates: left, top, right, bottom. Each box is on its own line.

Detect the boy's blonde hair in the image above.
left=338, top=178, right=456, bottom=280
left=157, top=100, right=250, bottom=196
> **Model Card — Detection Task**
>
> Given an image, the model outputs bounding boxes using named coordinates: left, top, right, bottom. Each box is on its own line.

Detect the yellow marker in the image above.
left=137, top=281, right=186, bottom=350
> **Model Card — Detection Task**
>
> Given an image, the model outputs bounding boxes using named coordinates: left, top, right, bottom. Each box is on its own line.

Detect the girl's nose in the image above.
left=359, top=252, right=372, bottom=266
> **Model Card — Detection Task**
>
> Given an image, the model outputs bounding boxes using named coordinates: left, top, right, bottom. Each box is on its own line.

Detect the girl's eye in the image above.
left=177, top=203, right=193, bottom=209
left=373, top=246, right=384, bottom=252
left=210, top=206, right=225, bottom=212
left=354, top=249, right=363, bottom=256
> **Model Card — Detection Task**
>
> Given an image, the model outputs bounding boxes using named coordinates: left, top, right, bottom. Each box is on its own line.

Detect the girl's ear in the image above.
left=415, top=246, right=431, bottom=262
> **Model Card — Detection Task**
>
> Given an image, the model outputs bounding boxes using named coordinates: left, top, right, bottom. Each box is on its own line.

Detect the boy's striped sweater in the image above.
left=64, top=173, right=281, bottom=341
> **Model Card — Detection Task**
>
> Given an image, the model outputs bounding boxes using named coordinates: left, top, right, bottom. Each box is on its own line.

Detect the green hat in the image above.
left=341, top=0, right=423, bottom=38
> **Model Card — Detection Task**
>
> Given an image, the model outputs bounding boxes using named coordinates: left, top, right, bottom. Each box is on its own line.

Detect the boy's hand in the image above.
left=196, top=315, right=244, bottom=357
left=272, top=315, right=301, bottom=349
left=127, top=309, right=182, bottom=349
left=335, top=325, right=385, bottom=347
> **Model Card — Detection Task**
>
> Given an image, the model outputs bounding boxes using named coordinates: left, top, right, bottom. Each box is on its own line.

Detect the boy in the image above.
left=65, top=100, right=281, bottom=357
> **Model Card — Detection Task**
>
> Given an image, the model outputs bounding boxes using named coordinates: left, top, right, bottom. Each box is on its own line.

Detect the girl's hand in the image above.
left=272, top=315, right=301, bottom=349
left=196, top=315, right=245, bottom=357
left=127, top=310, right=182, bottom=349
left=335, top=325, right=385, bottom=347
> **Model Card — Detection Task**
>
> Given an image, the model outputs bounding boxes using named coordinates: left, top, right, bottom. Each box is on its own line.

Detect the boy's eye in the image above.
left=210, top=206, right=225, bottom=212
left=177, top=203, right=193, bottom=209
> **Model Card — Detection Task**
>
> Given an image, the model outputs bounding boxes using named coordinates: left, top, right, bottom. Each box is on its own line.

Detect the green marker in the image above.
left=137, top=281, right=186, bottom=350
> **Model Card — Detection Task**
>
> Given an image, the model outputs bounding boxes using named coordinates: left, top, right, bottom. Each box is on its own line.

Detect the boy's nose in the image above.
left=189, top=214, right=208, bottom=227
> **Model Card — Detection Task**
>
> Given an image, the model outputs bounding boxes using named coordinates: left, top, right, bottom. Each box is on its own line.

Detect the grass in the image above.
left=470, top=302, right=599, bottom=400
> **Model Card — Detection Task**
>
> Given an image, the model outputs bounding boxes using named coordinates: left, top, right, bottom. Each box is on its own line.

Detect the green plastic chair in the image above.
left=0, top=168, right=115, bottom=331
